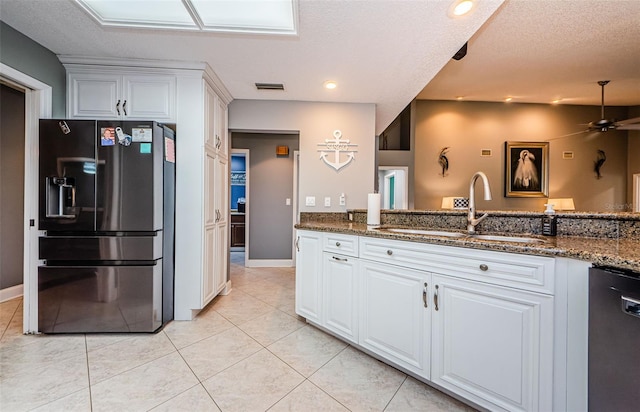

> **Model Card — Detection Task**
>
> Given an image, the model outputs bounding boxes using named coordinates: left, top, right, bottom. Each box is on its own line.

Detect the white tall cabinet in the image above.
left=60, top=57, right=233, bottom=320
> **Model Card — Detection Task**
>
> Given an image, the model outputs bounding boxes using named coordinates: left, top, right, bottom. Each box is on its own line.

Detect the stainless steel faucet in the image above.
left=467, top=171, right=492, bottom=234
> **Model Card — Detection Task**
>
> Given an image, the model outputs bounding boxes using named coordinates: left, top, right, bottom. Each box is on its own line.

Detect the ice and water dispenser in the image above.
left=45, top=176, right=77, bottom=218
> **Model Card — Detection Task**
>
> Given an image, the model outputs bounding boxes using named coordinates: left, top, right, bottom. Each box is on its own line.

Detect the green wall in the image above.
left=0, top=21, right=66, bottom=117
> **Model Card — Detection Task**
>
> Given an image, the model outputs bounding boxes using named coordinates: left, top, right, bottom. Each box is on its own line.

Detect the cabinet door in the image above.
left=68, top=72, right=121, bottom=119
left=214, top=95, right=228, bottom=154
left=295, top=231, right=323, bottom=323
left=123, top=75, right=176, bottom=121
left=214, top=220, right=228, bottom=294
left=204, top=82, right=217, bottom=149
left=202, top=227, right=216, bottom=306
left=323, top=253, right=359, bottom=343
left=359, top=260, right=431, bottom=378
left=431, top=274, right=554, bottom=412
left=214, top=155, right=228, bottom=225
left=204, top=149, right=216, bottom=226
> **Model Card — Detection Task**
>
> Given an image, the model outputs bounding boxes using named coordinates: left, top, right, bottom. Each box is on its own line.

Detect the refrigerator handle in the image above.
left=116, top=99, right=121, bottom=115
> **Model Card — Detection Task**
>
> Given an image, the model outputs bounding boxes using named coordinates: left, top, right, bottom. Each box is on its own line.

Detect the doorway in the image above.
left=378, top=166, right=409, bottom=210
left=230, top=132, right=300, bottom=267
left=0, top=64, right=52, bottom=333
left=230, top=149, right=249, bottom=266
left=0, top=82, right=26, bottom=301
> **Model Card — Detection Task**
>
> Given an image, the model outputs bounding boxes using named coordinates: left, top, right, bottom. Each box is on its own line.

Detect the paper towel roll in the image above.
left=367, top=193, right=381, bottom=227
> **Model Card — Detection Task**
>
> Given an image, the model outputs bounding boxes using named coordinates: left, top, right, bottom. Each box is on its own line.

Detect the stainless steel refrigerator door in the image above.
left=96, top=121, right=163, bottom=232
left=39, top=120, right=97, bottom=231
left=39, top=235, right=162, bottom=261
left=38, top=263, right=162, bottom=333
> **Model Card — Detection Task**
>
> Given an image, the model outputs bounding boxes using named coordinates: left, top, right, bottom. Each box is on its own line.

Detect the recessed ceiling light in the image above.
left=504, top=97, right=513, bottom=103
left=449, top=0, right=474, bottom=17
left=456, top=96, right=464, bottom=101
left=552, top=98, right=562, bottom=104
left=324, top=81, right=337, bottom=90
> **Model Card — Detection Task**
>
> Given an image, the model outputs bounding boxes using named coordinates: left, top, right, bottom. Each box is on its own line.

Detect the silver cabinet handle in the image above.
left=434, top=285, right=439, bottom=311
left=335, top=241, right=341, bottom=247
left=116, top=99, right=121, bottom=115
left=479, top=264, right=488, bottom=271
left=423, top=282, right=428, bottom=308
left=386, top=250, right=393, bottom=256
left=122, top=100, right=127, bottom=116
left=332, top=256, right=348, bottom=262
left=622, top=295, right=640, bottom=318
left=295, top=236, right=300, bottom=252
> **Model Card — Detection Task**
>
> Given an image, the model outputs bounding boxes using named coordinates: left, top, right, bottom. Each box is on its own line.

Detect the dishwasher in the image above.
left=588, top=265, right=640, bottom=411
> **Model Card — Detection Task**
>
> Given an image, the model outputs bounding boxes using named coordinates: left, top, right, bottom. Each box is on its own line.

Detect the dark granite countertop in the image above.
left=296, top=221, right=640, bottom=273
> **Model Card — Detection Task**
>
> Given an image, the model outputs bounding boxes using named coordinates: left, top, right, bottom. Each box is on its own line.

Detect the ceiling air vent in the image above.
left=255, top=83, right=285, bottom=91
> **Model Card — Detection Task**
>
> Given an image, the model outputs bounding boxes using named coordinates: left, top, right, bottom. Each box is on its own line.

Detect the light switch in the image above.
left=305, top=196, right=316, bottom=206
left=324, top=197, right=331, bottom=207
left=339, top=193, right=346, bottom=206
left=286, top=198, right=291, bottom=206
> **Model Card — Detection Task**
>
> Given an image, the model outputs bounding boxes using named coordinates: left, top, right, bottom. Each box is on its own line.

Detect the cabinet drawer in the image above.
left=359, top=237, right=554, bottom=294
left=323, top=233, right=358, bottom=257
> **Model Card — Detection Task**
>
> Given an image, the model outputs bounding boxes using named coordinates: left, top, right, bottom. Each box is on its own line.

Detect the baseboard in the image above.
left=0, top=284, right=24, bottom=303
left=246, top=259, right=294, bottom=268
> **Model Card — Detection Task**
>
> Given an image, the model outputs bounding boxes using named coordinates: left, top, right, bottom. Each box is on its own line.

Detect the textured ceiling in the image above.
left=418, top=0, right=640, bottom=107
left=0, top=0, right=504, bottom=134
left=5, top=1, right=636, bottom=133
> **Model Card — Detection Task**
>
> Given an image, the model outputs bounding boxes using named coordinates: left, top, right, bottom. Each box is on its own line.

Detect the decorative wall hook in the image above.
left=318, top=130, right=358, bottom=171
left=594, top=149, right=606, bottom=179
left=438, top=147, right=450, bottom=177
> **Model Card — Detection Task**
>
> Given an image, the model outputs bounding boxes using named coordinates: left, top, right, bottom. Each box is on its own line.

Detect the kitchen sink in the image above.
left=382, top=228, right=466, bottom=238
left=470, top=234, right=546, bottom=244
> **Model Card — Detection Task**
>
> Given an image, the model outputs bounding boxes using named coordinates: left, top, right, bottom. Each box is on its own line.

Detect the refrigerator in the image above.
left=38, top=119, right=175, bottom=333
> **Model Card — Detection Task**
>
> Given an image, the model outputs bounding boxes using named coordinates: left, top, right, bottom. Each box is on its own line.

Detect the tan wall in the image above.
left=414, top=100, right=629, bottom=212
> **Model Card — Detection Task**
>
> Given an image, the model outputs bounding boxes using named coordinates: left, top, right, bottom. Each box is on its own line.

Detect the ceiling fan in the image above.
left=587, top=80, right=640, bottom=132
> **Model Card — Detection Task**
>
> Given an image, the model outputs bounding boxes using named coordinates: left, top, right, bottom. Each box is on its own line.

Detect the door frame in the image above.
left=292, top=150, right=300, bottom=266
left=0, top=63, right=52, bottom=333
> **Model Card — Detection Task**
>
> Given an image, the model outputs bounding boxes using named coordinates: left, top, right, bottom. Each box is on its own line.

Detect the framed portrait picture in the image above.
left=505, top=141, right=549, bottom=197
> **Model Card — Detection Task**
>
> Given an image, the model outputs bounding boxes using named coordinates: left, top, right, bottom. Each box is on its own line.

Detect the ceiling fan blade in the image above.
left=615, top=116, right=640, bottom=126
left=617, top=124, right=640, bottom=131
left=547, top=129, right=590, bottom=141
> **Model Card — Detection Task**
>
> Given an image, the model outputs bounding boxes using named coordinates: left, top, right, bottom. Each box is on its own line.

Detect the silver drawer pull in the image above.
left=479, top=264, right=489, bottom=271
left=332, top=256, right=348, bottom=262
left=335, top=241, right=341, bottom=247
left=387, top=250, right=393, bottom=256
left=622, top=295, right=640, bottom=318
left=423, top=282, right=428, bottom=308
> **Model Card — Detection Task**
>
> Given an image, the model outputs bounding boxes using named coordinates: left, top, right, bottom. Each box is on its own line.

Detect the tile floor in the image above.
left=0, top=252, right=475, bottom=411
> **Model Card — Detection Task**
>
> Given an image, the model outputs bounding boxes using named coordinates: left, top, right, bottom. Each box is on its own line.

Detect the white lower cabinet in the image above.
left=431, top=273, right=554, bottom=412
left=295, top=231, right=323, bottom=323
left=294, top=231, right=557, bottom=411
left=359, top=260, right=431, bottom=378
left=323, top=253, right=359, bottom=343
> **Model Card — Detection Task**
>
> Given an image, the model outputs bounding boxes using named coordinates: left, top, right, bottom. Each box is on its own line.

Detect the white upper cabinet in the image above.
left=66, top=69, right=176, bottom=121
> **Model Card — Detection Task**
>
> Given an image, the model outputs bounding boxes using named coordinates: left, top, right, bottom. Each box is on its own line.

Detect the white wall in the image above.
left=229, top=100, right=376, bottom=212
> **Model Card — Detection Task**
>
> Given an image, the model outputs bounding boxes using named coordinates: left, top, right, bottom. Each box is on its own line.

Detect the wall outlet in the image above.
left=285, top=198, right=291, bottom=206
left=339, top=193, right=346, bottom=206
left=305, top=196, right=316, bottom=206
left=324, top=197, right=331, bottom=207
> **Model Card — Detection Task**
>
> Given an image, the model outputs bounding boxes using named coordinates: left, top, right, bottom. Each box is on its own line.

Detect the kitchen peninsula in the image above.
left=294, top=209, right=640, bottom=412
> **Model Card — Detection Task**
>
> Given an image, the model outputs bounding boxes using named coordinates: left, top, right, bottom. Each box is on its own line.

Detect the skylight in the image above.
left=75, top=0, right=298, bottom=35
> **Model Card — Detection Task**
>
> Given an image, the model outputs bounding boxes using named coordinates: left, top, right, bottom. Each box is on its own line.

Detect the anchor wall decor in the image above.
left=318, top=130, right=358, bottom=171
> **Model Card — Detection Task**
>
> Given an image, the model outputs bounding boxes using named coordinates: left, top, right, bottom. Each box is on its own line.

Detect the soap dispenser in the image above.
left=542, top=203, right=557, bottom=236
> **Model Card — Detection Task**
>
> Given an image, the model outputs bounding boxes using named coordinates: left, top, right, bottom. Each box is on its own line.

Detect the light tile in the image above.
left=163, top=310, right=234, bottom=349
left=238, top=309, right=305, bottom=346
left=0, top=353, right=89, bottom=411
left=386, top=376, right=477, bottom=411
left=202, top=349, right=304, bottom=412
left=85, top=333, right=135, bottom=352
left=31, top=387, right=92, bottom=412
left=88, top=332, right=176, bottom=384
left=268, top=380, right=348, bottom=412
left=210, top=289, right=275, bottom=324
left=90, top=352, right=198, bottom=412
left=310, top=346, right=406, bottom=411
left=179, top=327, right=262, bottom=381
left=151, top=384, right=220, bottom=411
left=268, top=325, right=347, bottom=377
